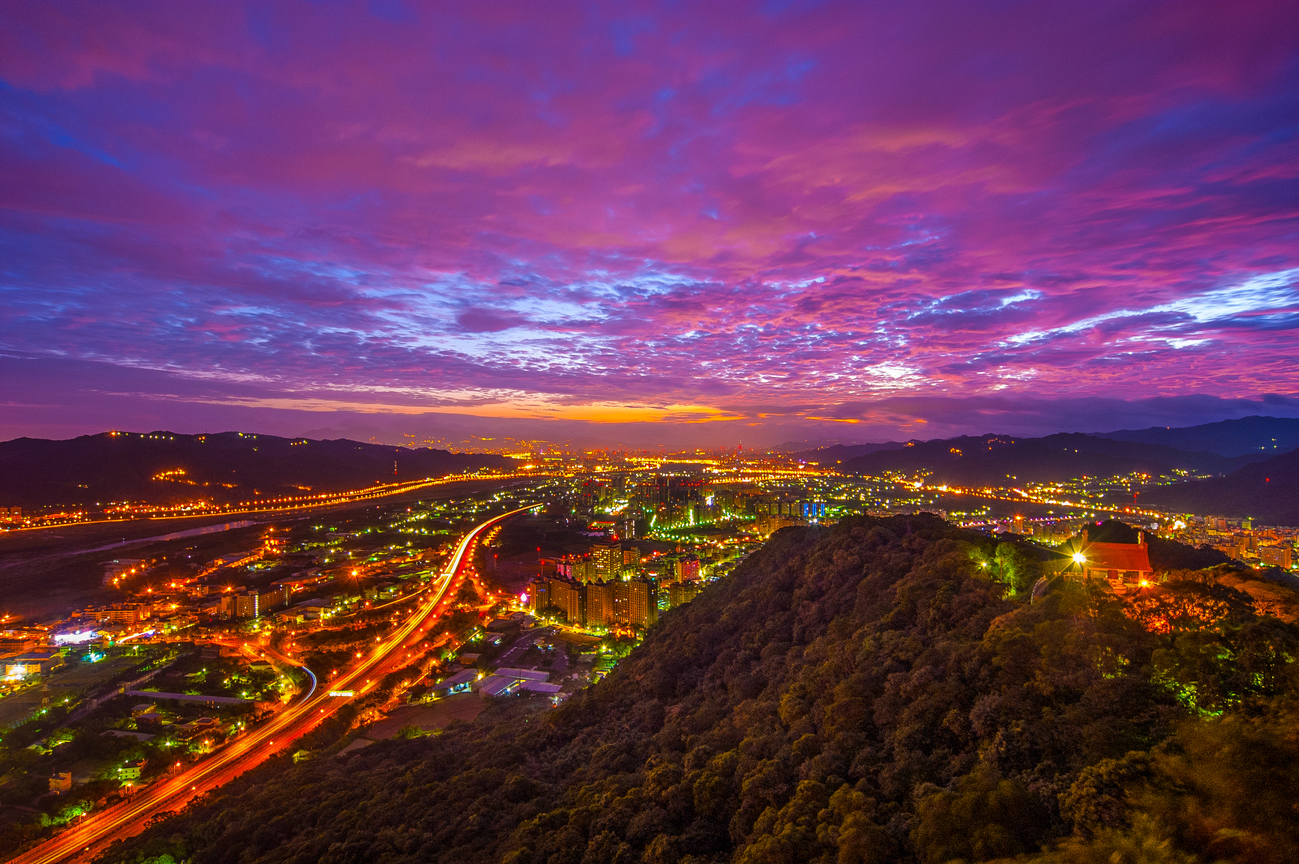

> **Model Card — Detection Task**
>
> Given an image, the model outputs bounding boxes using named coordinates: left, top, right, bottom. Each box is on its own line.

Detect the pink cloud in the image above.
left=0, top=0, right=1296, bottom=437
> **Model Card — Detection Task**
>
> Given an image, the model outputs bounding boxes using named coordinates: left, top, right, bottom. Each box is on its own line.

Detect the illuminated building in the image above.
left=554, top=554, right=590, bottom=581
left=591, top=543, right=622, bottom=580
left=754, top=514, right=804, bottom=536
left=1073, top=530, right=1154, bottom=590
left=431, top=668, right=478, bottom=697
left=1261, top=546, right=1293, bottom=569
left=118, top=759, right=146, bottom=780
left=584, top=581, right=614, bottom=628
left=668, top=581, right=699, bottom=607
left=527, top=577, right=585, bottom=625
left=4, top=650, right=64, bottom=678
left=513, top=578, right=659, bottom=629
left=94, top=605, right=150, bottom=627
left=233, top=593, right=259, bottom=619
left=0, top=630, right=46, bottom=654
left=528, top=577, right=549, bottom=614
left=219, top=585, right=289, bottom=619
left=613, top=579, right=657, bottom=628
left=547, top=579, right=583, bottom=624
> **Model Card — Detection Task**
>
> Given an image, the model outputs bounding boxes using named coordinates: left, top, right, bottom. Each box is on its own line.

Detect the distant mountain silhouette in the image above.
left=1137, top=447, right=1299, bottom=525
left=0, top=431, right=512, bottom=509
left=838, top=431, right=1259, bottom=487
left=1098, top=415, right=1299, bottom=457
left=793, top=441, right=907, bottom=464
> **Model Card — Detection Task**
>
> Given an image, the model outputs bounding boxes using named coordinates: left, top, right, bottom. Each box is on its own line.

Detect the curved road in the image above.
left=8, top=505, right=537, bottom=864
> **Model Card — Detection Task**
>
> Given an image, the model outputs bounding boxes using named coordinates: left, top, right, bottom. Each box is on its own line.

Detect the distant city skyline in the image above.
left=2, top=2, right=1298, bottom=445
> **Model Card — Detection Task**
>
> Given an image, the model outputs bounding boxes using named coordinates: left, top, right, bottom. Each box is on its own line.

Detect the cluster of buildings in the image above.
left=567, top=469, right=830, bottom=535
left=1164, top=515, right=1297, bottom=570
left=527, top=576, right=660, bottom=630
left=550, top=541, right=703, bottom=583
left=525, top=539, right=710, bottom=631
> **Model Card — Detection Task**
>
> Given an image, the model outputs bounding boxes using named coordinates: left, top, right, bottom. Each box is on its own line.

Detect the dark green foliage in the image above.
left=1039, top=702, right=1299, bottom=864
left=1137, top=704, right=1299, bottom=864
left=96, top=516, right=1299, bottom=864
left=1057, top=751, right=1152, bottom=836
left=969, top=541, right=1041, bottom=597
left=912, top=766, right=1050, bottom=862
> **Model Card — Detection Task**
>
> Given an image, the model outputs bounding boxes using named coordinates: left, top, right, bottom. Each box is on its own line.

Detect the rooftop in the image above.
left=1081, top=540, right=1153, bottom=573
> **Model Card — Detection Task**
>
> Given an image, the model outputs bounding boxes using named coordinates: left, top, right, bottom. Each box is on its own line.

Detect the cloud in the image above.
left=454, top=308, right=529, bottom=333
left=0, top=0, right=1297, bottom=438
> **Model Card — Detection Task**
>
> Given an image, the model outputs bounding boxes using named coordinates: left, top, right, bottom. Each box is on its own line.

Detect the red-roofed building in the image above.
left=1076, top=529, right=1154, bottom=592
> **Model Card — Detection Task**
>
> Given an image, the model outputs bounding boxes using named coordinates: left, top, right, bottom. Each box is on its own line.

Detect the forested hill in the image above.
left=1098, top=415, right=1299, bottom=457
left=1137, top=447, right=1299, bottom=526
left=838, top=432, right=1259, bottom=485
left=100, top=515, right=1299, bottom=864
left=0, top=431, right=512, bottom=509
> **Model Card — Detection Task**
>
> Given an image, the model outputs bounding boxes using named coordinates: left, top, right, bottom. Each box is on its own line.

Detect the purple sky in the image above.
left=2, top=1, right=1298, bottom=447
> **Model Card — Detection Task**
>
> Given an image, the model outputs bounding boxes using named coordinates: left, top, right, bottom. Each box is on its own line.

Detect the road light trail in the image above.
left=7, top=505, right=537, bottom=864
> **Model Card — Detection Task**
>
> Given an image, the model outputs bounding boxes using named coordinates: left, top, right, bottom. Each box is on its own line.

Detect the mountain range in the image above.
left=829, top=432, right=1259, bottom=482
left=1137, top=447, right=1299, bottom=526
left=1099, top=414, right=1299, bottom=457
left=0, top=431, right=511, bottom=510
left=795, top=416, right=1299, bottom=525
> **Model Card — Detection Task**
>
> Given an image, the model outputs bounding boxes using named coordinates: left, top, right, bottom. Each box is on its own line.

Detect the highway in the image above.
left=8, top=505, right=537, bottom=864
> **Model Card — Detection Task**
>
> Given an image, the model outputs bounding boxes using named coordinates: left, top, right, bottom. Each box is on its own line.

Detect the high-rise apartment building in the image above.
left=584, top=581, right=614, bottom=628
left=1261, top=546, right=1293, bottom=569
left=591, top=543, right=622, bottom=580
left=234, top=593, right=259, bottom=619
left=527, top=576, right=658, bottom=630
left=219, top=584, right=291, bottom=619
left=259, top=584, right=292, bottom=613
left=612, top=579, right=657, bottom=629
left=548, top=579, right=583, bottom=624
left=528, top=578, right=550, bottom=615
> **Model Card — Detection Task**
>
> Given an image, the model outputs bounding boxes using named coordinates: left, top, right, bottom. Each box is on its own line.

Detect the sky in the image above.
left=2, top=1, right=1298, bottom=448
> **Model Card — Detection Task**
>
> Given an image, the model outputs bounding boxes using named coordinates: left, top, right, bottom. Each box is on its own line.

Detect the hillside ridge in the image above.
left=0, top=430, right=511, bottom=509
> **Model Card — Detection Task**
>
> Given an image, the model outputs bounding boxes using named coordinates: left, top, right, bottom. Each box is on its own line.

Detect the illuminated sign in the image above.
left=328, top=690, right=354, bottom=697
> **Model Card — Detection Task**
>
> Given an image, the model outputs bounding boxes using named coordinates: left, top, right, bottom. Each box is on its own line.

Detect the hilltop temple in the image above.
left=1075, top=529, right=1155, bottom=592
